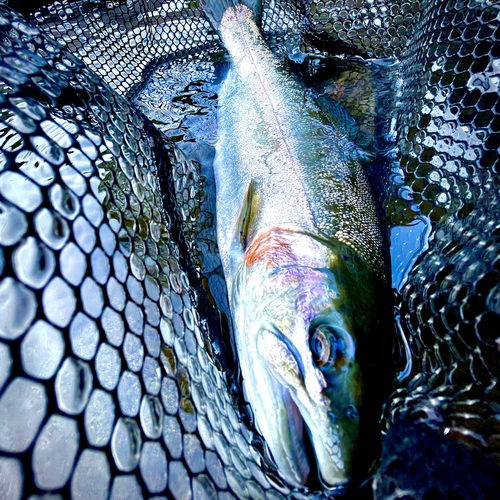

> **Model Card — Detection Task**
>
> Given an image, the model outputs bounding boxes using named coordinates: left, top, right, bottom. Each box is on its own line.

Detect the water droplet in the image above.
left=32, top=415, right=79, bottom=489
left=0, top=171, right=42, bottom=212
left=145, top=276, right=160, bottom=302
left=145, top=298, right=161, bottom=327
left=40, top=120, right=73, bottom=148
left=12, top=19, right=40, bottom=36
left=10, top=96, right=46, bottom=121
left=140, top=442, right=168, bottom=494
left=13, top=237, right=55, bottom=289
left=161, top=377, right=179, bottom=415
left=142, top=356, right=161, bottom=395
left=111, top=417, right=142, bottom=472
left=101, top=306, right=124, bottom=346
left=160, top=293, right=173, bottom=320
left=68, top=147, right=94, bottom=177
left=248, top=461, right=270, bottom=489
left=226, top=467, right=249, bottom=499
left=110, top=475, right=144, bottom=500
left=42, top=276, right=76, bottom=327
left=0, top=342, right=12, bottom=392
left=193, top=477, right=218, bottom=500
left=169, top=461, right=192, bottom=500
left=198, top=415, right=214, bottom=451
left=69, top=312, right=99, bottom=360
left=60, top=164, right=87, bottom=196
left=59, top=241, right=87, bottom=286
left=81, top=277, right=104, bottom=318
left=0, top=277, right=37, bottom=339
left=30, top=135, right=64, bottom=165
left=54, top=116, right=78, bottom=136
left=1, top=107, right=36, bottom=133
left=50, top=184, right=80, bottom=220
left=130, top=253, right=146, bottom=281
left=140, top=395, right=163, bottom=439
left=84, top=129, right=102, bottom=146
left=84, top=389, right=115, bottom=447
left=0, top=457, right=23, bottom=500
left=21, top=320, right=65, bottom=380
left=71, top=449, right=110, bottom=500
left=123, top=332, right=144, bottom=373
left=144, top=324, right=161, bottom=357
left=213, top=431, right=231, bottom=465
left=16, top=150, right=55, bottom=186
left=55, top=357, right=93, bottom=415
left=117, top=371, right=142, bottom=417
left=125, top=301, right=144, bottom=335
left=73, top=215, right=96, bottom=253
left=83, top=194, right=104, bottom=227
left=206, top=451, right=227, bottom=489
left=160, top=317, right=174, bottom=346
left=184, top=434, right=205, bottom=474
left=118, top=229, right=132, bottom=256
left=91, top=247, right=110, bottom=284
left=0, top=124, right=24, bottom=152
left=0, top=377, right=47, bottom=452
left=127, top=275, right=144, bottom=305
left=105, top=279, right=125, bottom=314
left=112, top=251, right=128, bottom=283
left=0, top=200, right=27, bottom=246
left=99, top=223, right=116, bottom=255
left=76, top=136, right=98, bottom=160
left=175, top=336, right=188, bottom=366
left=35, top=208, right=69, bottom=250
left=95, top=343, right=121, bottom=391
left=163, top=415, right=182, bottom=459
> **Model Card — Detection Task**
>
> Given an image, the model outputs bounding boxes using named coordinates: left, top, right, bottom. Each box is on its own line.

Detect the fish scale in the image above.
left=0, top=0, right=498, bottom=499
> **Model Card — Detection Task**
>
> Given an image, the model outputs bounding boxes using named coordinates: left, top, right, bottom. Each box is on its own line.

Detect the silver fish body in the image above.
left=213, top=4, right=392, bottom=489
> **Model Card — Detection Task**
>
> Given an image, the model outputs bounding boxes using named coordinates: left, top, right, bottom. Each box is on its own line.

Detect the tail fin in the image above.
left=200, top=0, right=262, bottom=31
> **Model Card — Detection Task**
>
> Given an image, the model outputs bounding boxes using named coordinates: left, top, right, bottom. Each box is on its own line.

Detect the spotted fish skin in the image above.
left=211, top=4, right=393, bottom=489
left=215, top=6, right=384, bottom=278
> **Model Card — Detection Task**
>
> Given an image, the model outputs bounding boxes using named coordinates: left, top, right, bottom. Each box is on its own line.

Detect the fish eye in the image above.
left=344, top=405, right=359, bottom=423
left=310, top=325, right=348, bottom=370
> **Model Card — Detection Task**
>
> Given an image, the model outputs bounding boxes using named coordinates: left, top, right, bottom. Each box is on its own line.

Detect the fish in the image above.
left=200, top=0, right=394, bottom=489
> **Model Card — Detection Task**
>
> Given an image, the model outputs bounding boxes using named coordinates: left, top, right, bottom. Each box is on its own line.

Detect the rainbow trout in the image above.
left=201, top=0, right=393, bottom=489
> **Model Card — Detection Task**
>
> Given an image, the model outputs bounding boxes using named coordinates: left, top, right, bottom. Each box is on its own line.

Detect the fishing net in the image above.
left=0, top=0, right=499, bottom=499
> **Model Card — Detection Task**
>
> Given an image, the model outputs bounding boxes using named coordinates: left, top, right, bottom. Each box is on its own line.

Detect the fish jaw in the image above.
left=256, top=320, right=353, bottom=487
left=241, top=350, right=311, bottom=487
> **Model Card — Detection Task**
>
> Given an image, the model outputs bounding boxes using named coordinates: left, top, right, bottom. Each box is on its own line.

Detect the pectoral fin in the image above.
left=234, top=180, right=257, bottom=251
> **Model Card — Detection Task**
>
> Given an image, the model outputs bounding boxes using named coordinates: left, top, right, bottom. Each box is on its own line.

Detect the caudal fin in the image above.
left=200, top=0, right=262, bottom=30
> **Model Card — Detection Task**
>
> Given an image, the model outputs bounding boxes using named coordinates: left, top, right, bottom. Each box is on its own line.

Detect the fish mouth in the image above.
left=249, top=356, right=350, bottom=490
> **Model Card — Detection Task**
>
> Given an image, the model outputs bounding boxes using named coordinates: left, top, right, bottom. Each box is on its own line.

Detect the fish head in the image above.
left=234, top=228, right=391, bottom=489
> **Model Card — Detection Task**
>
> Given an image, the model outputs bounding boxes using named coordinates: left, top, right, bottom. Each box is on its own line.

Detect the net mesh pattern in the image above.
left=0, top=0, right=498, bottom=499
left=376, top=1, right=500, bottom=497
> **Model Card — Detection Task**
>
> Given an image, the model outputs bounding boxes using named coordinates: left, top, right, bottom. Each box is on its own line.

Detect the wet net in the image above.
left=0, top=1, right=499, bottom=500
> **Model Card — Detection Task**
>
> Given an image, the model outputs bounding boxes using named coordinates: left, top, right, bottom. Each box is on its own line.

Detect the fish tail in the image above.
left=200, top=0, right=261, bottom=30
